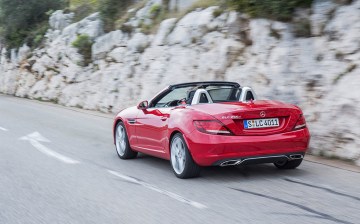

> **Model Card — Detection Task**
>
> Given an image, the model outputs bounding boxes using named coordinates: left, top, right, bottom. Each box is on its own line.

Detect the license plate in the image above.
left=243, top=118, right=279, bottom=129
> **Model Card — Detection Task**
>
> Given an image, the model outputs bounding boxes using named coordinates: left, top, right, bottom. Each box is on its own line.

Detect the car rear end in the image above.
left=185, top=100, right=310, bottom=166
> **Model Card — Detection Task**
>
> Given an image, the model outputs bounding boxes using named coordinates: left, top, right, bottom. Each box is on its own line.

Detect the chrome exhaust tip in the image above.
left=220, top=160, right=241, bottom=167
left=289, top=154, right=303, bottom=160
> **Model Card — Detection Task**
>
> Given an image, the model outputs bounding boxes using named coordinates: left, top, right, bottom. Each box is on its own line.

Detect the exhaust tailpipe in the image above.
left=220, top=160, right=241, bottom=167
left=289, top=154, right=303, bottom=160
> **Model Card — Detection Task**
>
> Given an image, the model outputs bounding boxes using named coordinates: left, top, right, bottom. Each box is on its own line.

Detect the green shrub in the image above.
left=228, top=0, right=313, bottom=21
left=34, top=35, right=45, bottom=47
left=120, top=24, right=134, bottom=34
left=72, top=34, right=93, bottom=66
left=212, top=7, right=224, bottom=18
left=149, top=4, right=162, bottom=19
left=99, top=0, right=133, bottom=32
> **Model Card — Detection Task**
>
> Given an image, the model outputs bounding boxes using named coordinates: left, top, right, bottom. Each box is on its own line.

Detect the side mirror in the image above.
left=137, top=100, right=149, bottom=110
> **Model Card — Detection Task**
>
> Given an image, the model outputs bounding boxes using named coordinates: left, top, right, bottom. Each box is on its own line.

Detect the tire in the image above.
left=170, top=133, right=201, bottom=179
left=115, top=122, right=138, bottom=159
left=274, top=159, right=303, bottom=169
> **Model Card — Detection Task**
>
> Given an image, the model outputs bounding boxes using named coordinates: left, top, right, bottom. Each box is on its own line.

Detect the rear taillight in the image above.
left=293, top=114, right=306, bottom=130
left=194, top=120, right=233, bottom=135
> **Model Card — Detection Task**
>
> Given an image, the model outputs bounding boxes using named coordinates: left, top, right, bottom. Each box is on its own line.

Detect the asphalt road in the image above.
left=1, top=95, right=359, bottom=224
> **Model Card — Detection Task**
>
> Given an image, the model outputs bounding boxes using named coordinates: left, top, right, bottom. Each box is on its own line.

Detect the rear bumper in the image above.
left=213, top=152, right=304, bottom=166
left=184, top=128, right=310, bottom=166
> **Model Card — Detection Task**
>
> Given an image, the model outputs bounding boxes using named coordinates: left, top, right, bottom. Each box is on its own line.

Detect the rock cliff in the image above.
left=0, top=0, right=359, bottom=164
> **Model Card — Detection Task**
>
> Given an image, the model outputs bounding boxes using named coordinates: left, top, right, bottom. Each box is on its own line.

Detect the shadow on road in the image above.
left=131, top=153, right=310, bottom=182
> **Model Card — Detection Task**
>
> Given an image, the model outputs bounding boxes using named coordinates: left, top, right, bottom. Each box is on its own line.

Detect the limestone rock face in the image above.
left=18, top=44, right=31, bottom=61
left=153, top=18, right=177, bottom=46
left=127, top=33, right=150, bottom=52
left=49, top=10, right=75, bottom=31
left=61, top=13, right=103, bottom=44
left=169, top=0, right=197, bottom=11
left=1, top=0, right=360, bottom=164
left=92, top=30, right=128, bottom=60
left=167, top=7, right=219, bottom=46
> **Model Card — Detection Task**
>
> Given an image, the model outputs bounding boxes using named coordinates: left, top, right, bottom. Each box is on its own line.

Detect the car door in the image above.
left=134, top=107, right=171, bottom=156
left=133, top=86, right=191, bottom=156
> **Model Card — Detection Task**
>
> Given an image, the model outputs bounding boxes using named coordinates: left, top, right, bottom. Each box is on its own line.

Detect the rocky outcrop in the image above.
left=0, top=0, right=360, bottom=164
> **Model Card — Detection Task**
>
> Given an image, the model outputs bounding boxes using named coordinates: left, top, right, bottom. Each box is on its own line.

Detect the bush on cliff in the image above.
left=0, top=0, right=66, bottom=49
left=99, top=0, right=133, bottom=32
left=229, top=0, right=313, bottom=21
left=69, top=0, right=100, bottom=22
left=72, top=34, right=93, bottom=66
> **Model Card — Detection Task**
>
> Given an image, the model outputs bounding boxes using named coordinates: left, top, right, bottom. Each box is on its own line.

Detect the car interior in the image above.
left=152, top=85, right=256, bottom=108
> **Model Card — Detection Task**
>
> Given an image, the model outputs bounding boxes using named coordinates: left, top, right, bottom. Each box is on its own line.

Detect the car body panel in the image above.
left=185, top=127, right=310, bottom=166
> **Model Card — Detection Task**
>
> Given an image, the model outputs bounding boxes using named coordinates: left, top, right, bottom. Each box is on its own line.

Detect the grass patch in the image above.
left=68, top=0, right=99, bottom=22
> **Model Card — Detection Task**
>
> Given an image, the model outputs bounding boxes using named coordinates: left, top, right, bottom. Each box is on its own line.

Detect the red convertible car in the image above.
left=113, top=81, right=310, bottom=178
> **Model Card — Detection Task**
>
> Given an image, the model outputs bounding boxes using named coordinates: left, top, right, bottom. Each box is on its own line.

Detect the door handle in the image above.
left=161, top=116, right=168, bottom=121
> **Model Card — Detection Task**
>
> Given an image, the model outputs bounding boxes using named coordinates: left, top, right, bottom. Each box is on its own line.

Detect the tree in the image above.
left=0, top=0, right=66, bottom=48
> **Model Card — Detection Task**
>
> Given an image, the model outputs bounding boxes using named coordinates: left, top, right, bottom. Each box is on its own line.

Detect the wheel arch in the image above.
left=113, top=117, right=125, bottom=145
left=168, top=130, right=194, bottom=157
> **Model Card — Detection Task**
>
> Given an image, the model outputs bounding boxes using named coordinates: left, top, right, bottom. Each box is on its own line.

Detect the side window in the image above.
left=153, top=86, right=192, bottom=107
left=246, top=91, right=254, bottom=101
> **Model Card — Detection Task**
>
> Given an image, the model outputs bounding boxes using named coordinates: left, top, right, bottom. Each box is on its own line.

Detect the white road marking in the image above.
left=20, top=132, right=80, bottom=164
left=0, top=127, right=8, bottom=131
left=108, top=170, right=208, bottom=209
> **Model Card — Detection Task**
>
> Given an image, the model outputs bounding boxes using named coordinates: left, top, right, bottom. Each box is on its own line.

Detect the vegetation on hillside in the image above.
left=99, top=0, right=133, bottom=32
left=69, top=0, right=100, bottom=22
left=0, top=0, right=66, bottom=49
left=0, top=0, right=314, bottom=50
left=71, top=34, right=93, bottom=66
left=229, top=0, right=313, bottom=21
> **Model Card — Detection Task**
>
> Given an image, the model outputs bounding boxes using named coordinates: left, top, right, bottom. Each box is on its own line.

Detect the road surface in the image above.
left=0, top=95, right=359, bottom=224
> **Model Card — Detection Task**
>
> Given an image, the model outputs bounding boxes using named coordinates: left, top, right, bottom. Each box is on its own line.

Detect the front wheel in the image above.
left=274, top=159, right=303, bottom=169
left=170, top=133, right=201, bottom=179
left=115, top=122, right=138, bottom=159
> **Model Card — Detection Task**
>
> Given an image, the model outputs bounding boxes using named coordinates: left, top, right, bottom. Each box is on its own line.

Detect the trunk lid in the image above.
left=192, top=100, right=301, bottom=136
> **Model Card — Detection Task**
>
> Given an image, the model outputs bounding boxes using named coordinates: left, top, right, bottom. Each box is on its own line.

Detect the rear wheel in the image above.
left=274, top=159, right=303, bottom=169
left=170, top=133, right=201, bottom=179
left=115, top=122, right=137, bottom=159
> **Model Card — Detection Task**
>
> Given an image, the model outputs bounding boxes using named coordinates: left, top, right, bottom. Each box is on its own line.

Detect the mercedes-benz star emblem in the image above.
left=260, top=111, right=266, bottom=117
